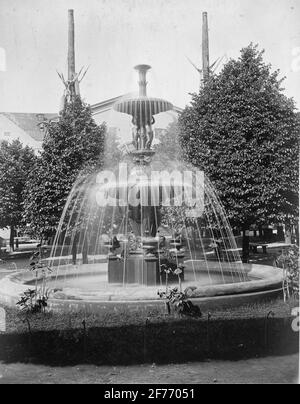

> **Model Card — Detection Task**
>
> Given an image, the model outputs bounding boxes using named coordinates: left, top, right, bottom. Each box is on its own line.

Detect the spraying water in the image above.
left=34, top=65, right=247, bottom=301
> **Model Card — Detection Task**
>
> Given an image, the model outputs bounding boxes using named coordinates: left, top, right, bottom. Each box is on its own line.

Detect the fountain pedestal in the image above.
left=108, top=252, right=160, bottom=286
left=108, top=250, right=185, bottom=286
left=142, top=255, right=160, bottom=286
left=125, top=252, right=145, bottom=283
left=108, top=255, right=123, bottom=283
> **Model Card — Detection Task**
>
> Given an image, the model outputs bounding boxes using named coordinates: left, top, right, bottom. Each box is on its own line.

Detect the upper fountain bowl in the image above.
left=113, top=64, right=173, bottom=123
left=113, top=96, right=173, bottom=122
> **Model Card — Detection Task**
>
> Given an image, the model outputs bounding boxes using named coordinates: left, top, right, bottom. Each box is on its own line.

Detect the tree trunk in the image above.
left=242, top=227, right=250, bottom=264
left=10, top=225, right=15, bottom=252
left=277, top=225, right=284, bottom=242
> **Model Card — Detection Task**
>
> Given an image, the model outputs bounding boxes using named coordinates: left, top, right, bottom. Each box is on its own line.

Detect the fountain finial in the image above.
left=134, top=64, right=151, bottom=97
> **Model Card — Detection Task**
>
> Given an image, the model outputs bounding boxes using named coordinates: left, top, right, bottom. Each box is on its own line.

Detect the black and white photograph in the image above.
left=0, top=0, right=299, bottom=386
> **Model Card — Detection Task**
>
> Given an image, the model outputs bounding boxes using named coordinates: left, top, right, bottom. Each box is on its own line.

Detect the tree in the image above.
left=104, top=128, right=122, bottom=167
left=23, top=97, right=106, bottom=238
left=179, top=44, right=299, bottom=262
left=0, top=140, right=36, bottom=250
left=154, top=121, right=182, bottom=161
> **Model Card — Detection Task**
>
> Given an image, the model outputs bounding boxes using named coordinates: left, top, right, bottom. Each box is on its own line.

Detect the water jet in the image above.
left=0, top=65, right=283, bottom=312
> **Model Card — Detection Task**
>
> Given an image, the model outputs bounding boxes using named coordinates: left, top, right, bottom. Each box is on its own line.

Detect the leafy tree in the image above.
left=154, top=121, right=182, bottom=161
left=0, top=140, right=36, bottom=250
left=104, top=128, right=122, bottom=167
left=179, top=44, right=299, bottom=262
left=23, top=97, right=106, bottom=238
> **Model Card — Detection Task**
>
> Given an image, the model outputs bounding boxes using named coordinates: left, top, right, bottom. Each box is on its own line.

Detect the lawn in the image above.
left=0, top=297, right=298, bottom=366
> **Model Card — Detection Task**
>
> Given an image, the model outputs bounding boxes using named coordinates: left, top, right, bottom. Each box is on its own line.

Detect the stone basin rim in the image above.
left=0, top=263, right=284, bottom=306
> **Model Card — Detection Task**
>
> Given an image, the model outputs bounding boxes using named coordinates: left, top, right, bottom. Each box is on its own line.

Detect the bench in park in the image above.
left=249, top=242, right=268, bottom=254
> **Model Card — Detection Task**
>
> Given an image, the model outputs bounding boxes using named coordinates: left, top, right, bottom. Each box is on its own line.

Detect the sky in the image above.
left=0, top=0, right=299, bottom=113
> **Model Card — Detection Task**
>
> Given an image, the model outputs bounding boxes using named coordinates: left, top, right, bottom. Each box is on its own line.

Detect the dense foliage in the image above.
left=0, top=140, right=36, bottom=249
left=104, top=128, right=122, bottom=167
left=179, top=44, right=299, bottom=233
left=23, top=97, right=106, bottom=237
left=154, top=121, right=182, bottom=161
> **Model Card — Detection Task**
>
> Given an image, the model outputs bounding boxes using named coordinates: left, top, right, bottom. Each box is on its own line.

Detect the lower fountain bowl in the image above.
left=0, top=262, right=283, bottom=313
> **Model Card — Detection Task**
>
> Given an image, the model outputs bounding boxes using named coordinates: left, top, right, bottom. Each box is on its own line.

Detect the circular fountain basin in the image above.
left=0, top=262, right=283, bottom=313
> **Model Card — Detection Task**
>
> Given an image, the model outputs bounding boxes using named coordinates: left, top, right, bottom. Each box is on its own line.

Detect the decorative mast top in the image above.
left=57, top=10, right=89, bottom=112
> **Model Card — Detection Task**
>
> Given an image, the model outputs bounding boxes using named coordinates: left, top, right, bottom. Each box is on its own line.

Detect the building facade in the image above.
left=0, top=112, right=57, bottom=153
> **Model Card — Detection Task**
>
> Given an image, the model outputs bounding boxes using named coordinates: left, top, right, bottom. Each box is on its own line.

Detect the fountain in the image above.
left=0, top=66, right=283, bottom=312
left=113, top=65, right=173, bottom=164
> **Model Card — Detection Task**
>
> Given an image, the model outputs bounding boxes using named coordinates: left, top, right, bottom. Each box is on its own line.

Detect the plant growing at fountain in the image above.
left=158, top=286, right=201, bottom=317
left=16, top=288, right=50, bottom=314
left=179, top=44, right=299, bottom=262
left=275, top=245, right=299, bottom=301
left=16, top=250, right=53, bottom=314
left=158, top=262, right=200, bottom=317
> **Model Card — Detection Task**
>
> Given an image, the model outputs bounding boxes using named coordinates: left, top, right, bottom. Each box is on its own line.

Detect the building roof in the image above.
left=0, top=97, right=182, bottom=144
left=91, top=95, right=129, bottom=115
left=1, top=112, right=57, bottom=142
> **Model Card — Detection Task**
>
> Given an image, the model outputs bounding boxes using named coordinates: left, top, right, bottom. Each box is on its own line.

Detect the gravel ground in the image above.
left=0, top=354, right=298, bottom=384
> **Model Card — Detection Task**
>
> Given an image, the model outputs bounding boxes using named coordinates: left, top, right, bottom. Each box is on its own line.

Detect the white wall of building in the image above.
left=0, top=228, right=9, bottom=240
left=0, top=114, right=41, bottom=152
